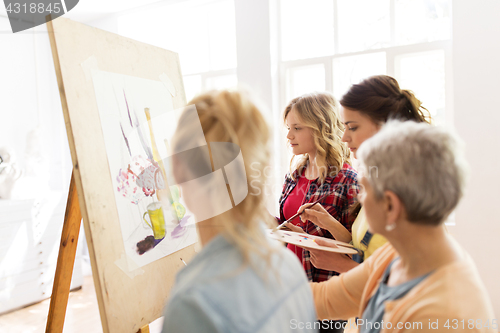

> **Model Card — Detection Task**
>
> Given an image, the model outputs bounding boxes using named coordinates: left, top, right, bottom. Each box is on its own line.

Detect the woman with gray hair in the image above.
left=310, top=121, right=496, bottom=332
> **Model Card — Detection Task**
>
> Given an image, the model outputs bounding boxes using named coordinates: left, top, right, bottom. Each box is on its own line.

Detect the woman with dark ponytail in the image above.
left=339, top=75, right=430, bottom=125
left=299, top=75, right=431, bottom=270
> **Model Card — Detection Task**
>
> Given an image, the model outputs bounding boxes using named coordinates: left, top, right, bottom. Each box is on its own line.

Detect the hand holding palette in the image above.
left=267, top=229, right=358, bottom=254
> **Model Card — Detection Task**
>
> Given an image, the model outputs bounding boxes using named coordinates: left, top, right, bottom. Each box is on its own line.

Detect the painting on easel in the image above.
left=91, top=70, right=197, bottom=268
left=48, top=17, right=198, bottom=332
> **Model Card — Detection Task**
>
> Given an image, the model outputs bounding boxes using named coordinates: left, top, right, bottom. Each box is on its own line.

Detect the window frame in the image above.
left=277, top=0, right=453, bottom=125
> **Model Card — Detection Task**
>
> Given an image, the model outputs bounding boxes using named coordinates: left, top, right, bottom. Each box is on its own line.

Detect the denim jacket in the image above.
left=162, top=233, right=318, bottom=333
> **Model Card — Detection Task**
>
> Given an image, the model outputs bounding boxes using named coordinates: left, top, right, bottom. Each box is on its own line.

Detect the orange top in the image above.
left=311, top=242, right=497, bottom=332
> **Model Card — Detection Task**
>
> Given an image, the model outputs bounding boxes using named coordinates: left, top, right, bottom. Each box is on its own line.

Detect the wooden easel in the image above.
left=42, top=17, right=152, bottom=333
left=44, top=173, right=81, bottom=333
left=44, top=174, right=151, bottom=333
left=44, top=17, right=194, bottom=333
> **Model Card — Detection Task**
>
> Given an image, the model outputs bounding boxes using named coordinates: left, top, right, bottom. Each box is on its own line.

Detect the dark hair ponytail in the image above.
left=341, top=75, right=431, bottom=225
left=340, top=75, right=431, bottom=125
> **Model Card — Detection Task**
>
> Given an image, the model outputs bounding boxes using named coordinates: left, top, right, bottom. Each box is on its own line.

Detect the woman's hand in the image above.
left=308, top=238, right=359, bottom=273
left=298, top=203, right=334, bottom=229
left=281, top=222, right=306, bottom=233
left=297, top=204, right=352, bottom=243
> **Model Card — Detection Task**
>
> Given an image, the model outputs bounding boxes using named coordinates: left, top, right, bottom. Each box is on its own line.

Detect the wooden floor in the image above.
left=0, top=275, right=163, bottom=333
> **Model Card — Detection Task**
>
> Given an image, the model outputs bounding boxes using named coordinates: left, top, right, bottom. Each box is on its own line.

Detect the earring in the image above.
left=385, top=223, right=396, bottom=232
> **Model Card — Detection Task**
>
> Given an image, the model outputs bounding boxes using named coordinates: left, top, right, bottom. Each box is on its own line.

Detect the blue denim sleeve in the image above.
left=161, top=293, right=219, bottom=333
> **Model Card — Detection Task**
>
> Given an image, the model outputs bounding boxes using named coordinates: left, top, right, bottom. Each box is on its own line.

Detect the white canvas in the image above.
left=91, top=69, right=197, bottom=269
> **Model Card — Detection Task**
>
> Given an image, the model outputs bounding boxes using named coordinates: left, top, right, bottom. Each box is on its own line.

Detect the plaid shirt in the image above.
left=278, top=163, right=359, bottom=282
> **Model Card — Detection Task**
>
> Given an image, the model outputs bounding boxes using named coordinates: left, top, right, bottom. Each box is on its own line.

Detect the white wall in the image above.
left=0, top=17, right=71, bottom=191
left=451, top=0, right=500, bottom=319
left=0, top=16, right=82, bottom=310
left=86, top=15, right=119, bottom=34
left=234, top=0, right=283, bottom=216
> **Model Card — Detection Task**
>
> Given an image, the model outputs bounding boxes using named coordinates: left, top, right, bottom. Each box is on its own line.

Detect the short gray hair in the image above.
left=357, top=121, right=469, bottom=225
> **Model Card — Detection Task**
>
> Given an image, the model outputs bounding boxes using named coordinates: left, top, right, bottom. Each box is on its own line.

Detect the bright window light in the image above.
left=118, top=0, right=236, bottom=75
left=207, top=1, right=238, bottom=71
left=183, top=75, right=202, bottom=103
left=337, top=0, right=391, bottom=53
left=395, top=0, right=452, bottom=46
left=206, top=75, right=238, bottom=91
left=396, top=50, right=446, bottom=124
left=280, top=0, right=335, bottom=61
left=332, top=52, right=386, bottom=100
left=286, top=64, right=326, bottom=102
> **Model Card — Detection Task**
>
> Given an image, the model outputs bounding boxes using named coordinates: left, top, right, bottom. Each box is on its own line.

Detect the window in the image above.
left=286, top=64, right=326, bottom=102
left=337, top=0, right=391, bottom=53
left=279, top=0, right=452, bottom=124
left=396, top=50, right=446, bottom=123
left=280, top=0, right=335, bottom=61
left=332, top=52, right=386, bottom=101
left=117, top=0, right=237, bottom=103
left=395, top=0, right=451, bottom=46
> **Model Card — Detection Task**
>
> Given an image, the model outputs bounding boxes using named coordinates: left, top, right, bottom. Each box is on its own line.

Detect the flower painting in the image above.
left=91, top=70, right=197, bottom=269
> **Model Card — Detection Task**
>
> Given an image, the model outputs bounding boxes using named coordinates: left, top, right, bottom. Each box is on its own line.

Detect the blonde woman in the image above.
left=161, top=90, right=317, bottom=333
left=279, top=92, right=358, bottom=283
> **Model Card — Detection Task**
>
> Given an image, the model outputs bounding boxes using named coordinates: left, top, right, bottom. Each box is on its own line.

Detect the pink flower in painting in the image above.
left=116, top=168, right=140, bottom=204
left=115, top=155, right=155, bottom=204
left=142, top=187, right=155, bottom=197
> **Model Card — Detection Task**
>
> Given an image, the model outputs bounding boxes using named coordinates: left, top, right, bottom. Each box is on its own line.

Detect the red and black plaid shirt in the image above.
left=278, top=162, right=359, bottom=282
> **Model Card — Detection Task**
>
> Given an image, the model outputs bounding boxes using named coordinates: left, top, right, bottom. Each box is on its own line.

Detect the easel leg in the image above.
left=45, top=172, right=82, bottom=333
left=138, top=325, right=150, bottom=333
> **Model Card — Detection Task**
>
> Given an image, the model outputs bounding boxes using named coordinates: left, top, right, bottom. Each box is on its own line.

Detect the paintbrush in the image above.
left=273, top=193, right=330, bottom=231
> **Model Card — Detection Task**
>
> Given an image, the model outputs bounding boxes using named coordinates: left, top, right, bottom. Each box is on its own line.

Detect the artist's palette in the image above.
left=267, top=229, right=359, bottom=254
